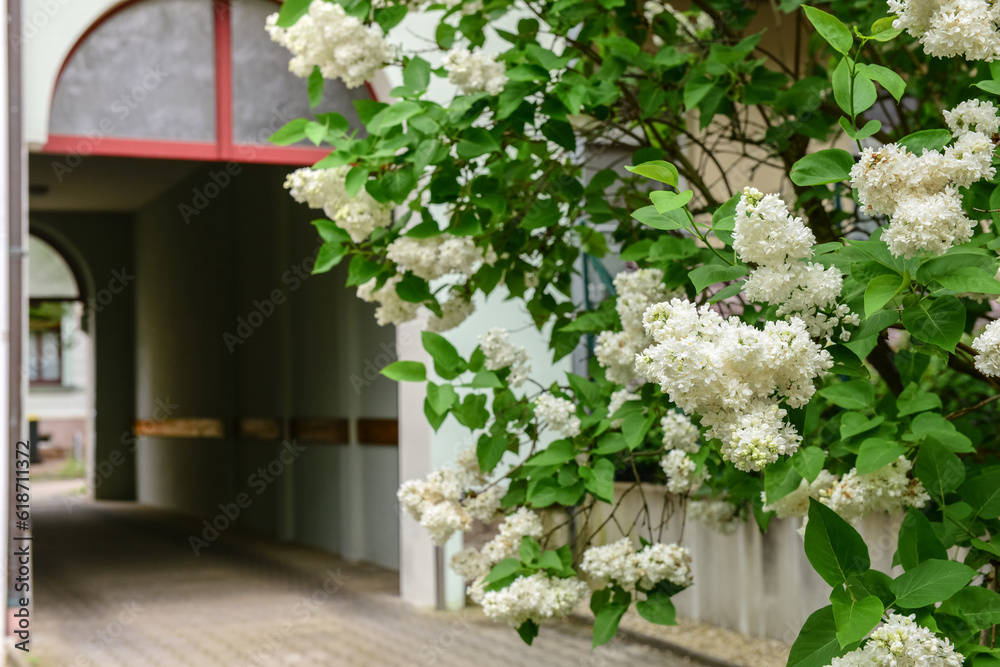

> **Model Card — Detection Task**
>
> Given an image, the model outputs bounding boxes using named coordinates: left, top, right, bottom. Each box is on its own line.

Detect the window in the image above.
left=28, top=325, right=62, bottom=385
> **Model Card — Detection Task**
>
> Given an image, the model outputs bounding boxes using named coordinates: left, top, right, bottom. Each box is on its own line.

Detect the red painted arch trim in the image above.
left=43, top=0, right=376, bottom=165
left=41, top=135, right=333, bottom=166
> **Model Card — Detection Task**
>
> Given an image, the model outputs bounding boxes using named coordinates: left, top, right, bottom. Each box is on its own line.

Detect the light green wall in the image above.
left=132, top=161, right=399, bottom=568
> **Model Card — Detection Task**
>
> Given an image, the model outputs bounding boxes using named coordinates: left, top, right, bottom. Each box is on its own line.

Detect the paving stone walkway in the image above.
left=23, top=489, right=694, bottom=667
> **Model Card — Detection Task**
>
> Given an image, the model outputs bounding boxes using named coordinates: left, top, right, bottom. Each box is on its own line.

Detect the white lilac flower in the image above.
left=463, top=485, right=505, bottom=523
left=284, top=167, right=391, bottom=243
left=945, top=99, right=1000, bottom=137
left=426, top=293, right=475, bottom=333
left=734, top=187, right=815, bottom=266
left=267, top=1, right=394, bottom=88
left=822, top=457, right=930, bottom=523
left=386, top=235, right=488, bottom=281
left=973, top=318, right=1000, bottom=376
left=828, top=613, right=964, bottom=667
left=608, top=389, right=640, bottom=428
left=735, top=188, right=856, bottom=342
left=851, top=104, right=998, bottom=258
left=660, top=412, right=700, bottom=452
left=357, top=275, right=420, bottom=326
left=480, top=573, right=589, bottom=627
left=761, top=470, right=839, bottom=518
left=763, top=459, right=928, bottom=524
left=396, top=448, right=485, bottom=546
left=533, top=394, right=581, bottom=438
left=442, top=48, right=508, bottom=95
left=660, top=449, right=705, bottom=494
left=888, top=0, right=1000, bottom=62
left=479, top=508, right=545, bottom=566
left=580, top=538, right=693, bottom=591
left=688, top=498, right=744, bottom=535
left=636, top=299, right=832, bottom=472
left=478, top=327, right=530, bottom=388
left=594, top=269, right=681, bottom=385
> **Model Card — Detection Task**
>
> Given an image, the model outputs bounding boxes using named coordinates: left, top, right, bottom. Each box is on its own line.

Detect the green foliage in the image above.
left=273, top=0, right=1000, bottom=653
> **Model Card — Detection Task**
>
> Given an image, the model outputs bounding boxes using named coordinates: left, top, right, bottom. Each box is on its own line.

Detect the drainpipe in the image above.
left=6, top=0, right=26, bottom=635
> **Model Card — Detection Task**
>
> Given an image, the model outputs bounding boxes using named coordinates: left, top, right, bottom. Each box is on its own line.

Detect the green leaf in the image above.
left=373, top=5, right=407, bottom=31
left=852, top=310, right=900, bottom=341
left=519, top=535, right=541, bottom=563
left=516, top=619, right=539, bottom=645
left=896, top=383, right=942, bottom=416
left=581, top=458, right=615, bottom=503
left=312, top=242, right=348, bottom=274
left=938, top=587, right=1000, bottom=631
left=856, top=438, right=906, bottom=475
left=625, top=161, right=679, bottom=187
left=622, top=413, right=656, bottom=450
left=344, top=166, right=368, bottom=198
left=456, top=128, right=500, bottom=159
left=478, top=434, right=510, bottom=472
left=961, top=470, right=1000, bottom=520
left=421, top=331, right=464, bottom=377
left=593, top=602, right=628, bottom=647
left=789, top=149, right=855, bottom=186
left=802, top=6, right=853, bottom=54
left=890, top=559, right=976, bottom=609
left=869, top=16, right=902, bottom=41
left=899, top=129, right=952, bottom=155
left=380, top=360, right=426, bottom=382
left=818, top=380, right=875, bottom=410
left=793, top=447, right=826, bottom=483
left=804, top=499, right=871, bottom=587
left=367, top=101, right=423, bottom=135
left=403, top=56, right=431, bottom=92
left=788, top=606, right=844, bottom=667
left=896, top=508, right=947, bottom=571
left=914, top=438, right=965, bottom=499
left=396, top=273, right=433, bottom=304
left=901, top=296, right=966, bottom=352
left=931, top=266, right=1000, bottom=294
left=468, top=370, right=503, bottom=389
left=525, top=440, right=577, bottom=467
left=631, top=205, right=691, bottom=231
left=857, top=63, right=905, bottom=101
left=690, top=264, right=748, bottom=293
left=275, top=0, right=310, bottom=28
left=637, top=591, right=677, bottom=625
left=840, top=413, right=885, bottom=440
left=426, top=382, right=458, bottom=414
left=269, top=118, right=309, bottom=145
left=864, top=273, right=904, bottom=318
left=830, top=588, right=883, bottom=648
left=650, top=190, right=694, bottom=213
left=483, top=558, right=522, bottom=586
left=764, top=457, right=804, bottom=504
left=453, top=394, right=489, bottom=430
left=308, top=66, right=324, bottom=108
left=976, top=80, right=1000, bottom=96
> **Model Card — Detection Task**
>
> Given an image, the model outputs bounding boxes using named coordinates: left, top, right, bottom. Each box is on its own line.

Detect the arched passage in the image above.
left=26, top=0, right=402, bottom=569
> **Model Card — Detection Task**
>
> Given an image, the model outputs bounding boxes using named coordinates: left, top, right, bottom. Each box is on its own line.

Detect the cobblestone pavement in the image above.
left=25, top=492, right=695, bottom=667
